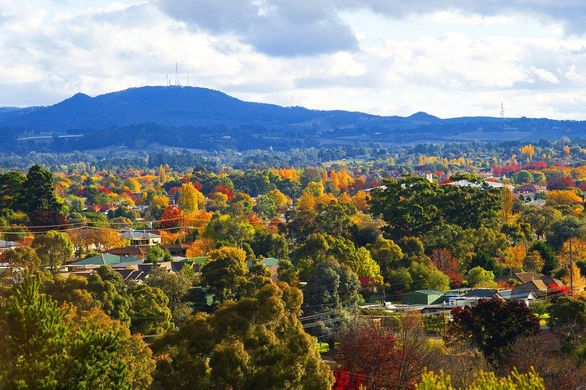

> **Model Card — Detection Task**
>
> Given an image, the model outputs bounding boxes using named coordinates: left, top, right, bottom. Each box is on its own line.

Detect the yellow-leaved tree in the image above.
left=178, top=182, right=205, bottom=213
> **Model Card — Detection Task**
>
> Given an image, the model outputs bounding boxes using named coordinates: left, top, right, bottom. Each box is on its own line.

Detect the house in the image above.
left=170, top=259, right=193, bottom=273
left=162, top=243, right=188, bottom=256
left=497, top=290, right=536, bottom=306
left=462, top=288, right=500, bottom=299
left=513, top=279, right=548, bottom=296
left=446, top=180, right=512, bottom=190
left=510, top=272, right=565, bottom=295
left=0, top=239, right=22, bottom=252
left=401, top=290, right=443, bottom=305
left=115, top=268, right=148, bottom=283
left=109, top=245, right=149, bottom=258
left=67, top=253, right=142, bottom=270
left=121, top=230, right=161, bottom=246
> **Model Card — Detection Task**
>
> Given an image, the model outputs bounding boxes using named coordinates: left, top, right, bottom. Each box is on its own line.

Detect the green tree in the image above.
left=201, top=247, right=248, bottom=304
left=409, top=262, right=450, bottom=291
left=146, top=267, right=193, bottom=324
left=513, top=170, right=534, bottom=184
left=398, top=236, right=425, bottom=257
left=370, top=176, right=441, bottom=238
left=277, top=259, right=299, bottom=285
left=367, top=236, right=404, bottom=280
left=86, top=266, right=131, bottom=326
left=152, top=283, right=333, bottom=389
left=314, top=201, right=357, bottom=238
left=547, top=216, right=586, bottom=250
left=145, top=245, right=172, bottom=264
left=530, top=241, right=558, bottom=274
left=253, top=195, right=278, bottom=220
left=203, top=215, right=255, bottom=247
left=0, top=277, right=155, bottom=389
left=18, top=165, right=62, bottom=215
left=31, top=230, right=74, bottom=273
left=0, top=171, right=25, bottom=211
left=518, top=206, right=562, bottom=239
left=466, top=266, right=497, bottom=288
left=523, top=250, right=544, bottom=273
left=129, top=284, right=173, bottom=335
left=370, top=176, right=500, bottom=239
left=250, top=230, right=289, bottom=259
left=546, top=296, right=586, bottom=343
left=302, top=260, right=360, bottom=315
left=388, top=267, right=413, bottom=294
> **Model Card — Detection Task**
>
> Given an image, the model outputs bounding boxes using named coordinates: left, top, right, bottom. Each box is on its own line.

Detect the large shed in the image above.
left=401, top=290, right=443, bottom=305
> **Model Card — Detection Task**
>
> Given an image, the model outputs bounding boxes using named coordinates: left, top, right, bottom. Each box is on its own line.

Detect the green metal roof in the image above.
left=70, top=254, right=142, bottom=266
left=192, top=256, right=208, bottom=264
left=410, top=290, right=443, bottom=295
left=262, top=257, right=280, bottom=267
left=71, top=253, right=122, bottom=266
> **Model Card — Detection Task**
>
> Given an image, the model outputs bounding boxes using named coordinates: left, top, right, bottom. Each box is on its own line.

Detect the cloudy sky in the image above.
left=1, top=0, right=586, bottom=118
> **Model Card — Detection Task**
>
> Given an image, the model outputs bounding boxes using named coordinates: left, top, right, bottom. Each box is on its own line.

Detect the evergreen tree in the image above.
left=19, top=165, right=61, bottom=215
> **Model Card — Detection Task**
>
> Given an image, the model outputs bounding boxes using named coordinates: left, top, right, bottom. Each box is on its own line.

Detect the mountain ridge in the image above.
left=1, top=85, right=586, bottom=153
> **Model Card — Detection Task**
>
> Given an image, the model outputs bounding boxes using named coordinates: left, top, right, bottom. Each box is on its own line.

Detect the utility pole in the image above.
left=382, top=285, right=386, bottom=308
left=569, top=239, right=574, bottom=296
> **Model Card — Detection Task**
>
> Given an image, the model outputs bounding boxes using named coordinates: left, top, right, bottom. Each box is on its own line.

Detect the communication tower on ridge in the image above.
left=166, top=63, right=189, bottom=87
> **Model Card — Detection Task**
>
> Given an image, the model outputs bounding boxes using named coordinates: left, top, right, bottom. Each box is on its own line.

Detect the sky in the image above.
left=1, top=0, right=586, bottom=119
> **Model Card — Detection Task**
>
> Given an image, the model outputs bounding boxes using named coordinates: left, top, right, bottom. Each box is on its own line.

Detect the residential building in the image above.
left=121, top=230, right=161, bottom=246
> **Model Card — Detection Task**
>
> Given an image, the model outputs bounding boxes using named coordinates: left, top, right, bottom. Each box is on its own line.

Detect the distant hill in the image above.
left=1, top=85, right=586, bottom=153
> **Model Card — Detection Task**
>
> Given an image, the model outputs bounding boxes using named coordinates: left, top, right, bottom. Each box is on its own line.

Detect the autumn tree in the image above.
left=337, top=314, right=438, bottom=390
left=500, top=187, right=514, bottom=224
left=185, top=238, right=216, bottom=258
left=178, top=182, right=205, bottom=213
left=160, top=206, right=184, bottom=230
left=266, top=188, right=291, bottom=211
left=429, top=248, right=463, bottom=287
left=417, top=369, right=545, bottom=390
left=93, top=228, right=127, bottom=251
left=520, top=144, right=536, bottom=161
left=504, top=334, right=586, bottom=389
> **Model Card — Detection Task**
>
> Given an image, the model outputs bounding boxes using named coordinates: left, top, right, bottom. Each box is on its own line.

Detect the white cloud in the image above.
left=0, top=0, right=586, bottom=119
